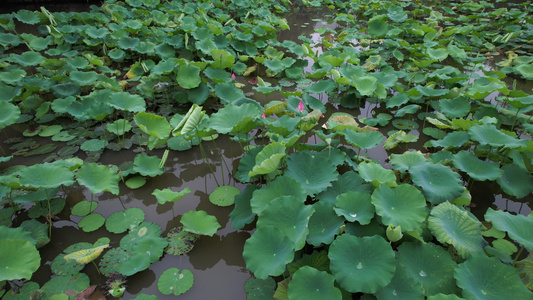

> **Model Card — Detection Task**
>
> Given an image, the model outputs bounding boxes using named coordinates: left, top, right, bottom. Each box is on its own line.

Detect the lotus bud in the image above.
left=297, top=100, right=305, bottom=113
left=231, top=73, right=236, bottom=80
left=386, top=224, right=403, bottom=242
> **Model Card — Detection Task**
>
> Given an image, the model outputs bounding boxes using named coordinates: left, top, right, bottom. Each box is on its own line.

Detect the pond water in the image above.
left=1, top=0, right=532, bottom=299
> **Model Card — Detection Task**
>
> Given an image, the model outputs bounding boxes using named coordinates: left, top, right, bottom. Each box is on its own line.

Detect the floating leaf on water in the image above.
left=105, top=208, right=145, bottom=234
left=244, top=276, right=276, bottom=300
left=157, top=268, right=194, bottom=296
left=288, top=266, right=342, bottom=300
left=209, top=185, right=240, bottom=207
left=165, top=226, right=199, bottom=255
left=285, top=150, right=339, bottom=196
left=51, top=242, right=92, bottom=276
left=133, top=154, right=164, bottom=177
left=392, top=119, right=419, bottom=130
left=152, top=187, right=191, bottom=205
left=78, top=213, right=105, bottom=232
left=410, top=162, right=464, bottom=204
left=181, top=210, right=221, bottom=237
left=71, top=200, right=98, bottom=216
left=125, top=176, right=146, bottom=189
left=98, top=247, right=130, bottom=277
left=63, top=244, right=109, bottom=264
left=334, top=191, right=374, bottom=224
left=76, top=162, right=120, bottom=195
left=485, top=208, right=533, bottom=251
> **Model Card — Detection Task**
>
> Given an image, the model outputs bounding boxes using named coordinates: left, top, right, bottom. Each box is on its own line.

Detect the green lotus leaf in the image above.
left=452, top=150, right=503, bottom=181
left=428, top=201, right=484, bottom=257
left=455, top=253, right=532, bottom=299
left=303, top=79, right=336, bottom=94
left=439, top=97, right=471, bottom=118
left=125, top=176, right=146, bottom=189
left=153, top=187, right=191, bottom=205
left=257, top=196, right=314, bottom=250
left=0, top=239, right=40, bottom=281
left=214, top=82, right=246, bottom=103
left=135, top=112, right=171, bottom=141
left=20, top=219, right=49, bottom=248
left=85, top=26, right=109, bottom=39
left=343, top=128, right=383, bottom=150
left=353, top=75, right=378, bottom=96
left=392, top=119, right=419, bottom=130
left=165, top=226, right=199, bottom=255
left=262, top=114, right=300, bottom=136
left=71, top=200, right=98, bottom=216
left=387, top=6, right=408, bottom=22
left=133, top=154, right=164, bottom=177
left=368, top=15, right=388, bottom=36
left=251, top=176, right=305, bottom=216
left=41, top=273, right=90, bottom=297
left=371, top=184, right=427, bottom=232
left=243, top=225, right=295, bottom=279
left=244, top=276, right=276, bottom=300
left=78, top=213, right=105, bottom=232
left=118, top=36, right=140, bottom=50
left=51, top=82, right=81, bottom=98
left=157, top=268, right=194, bottom=296
left=70, top=71, right=98, bottom=86
left=288, top=266, right=341, bottom=300
left=410, top=163, right=464, bottom=204
left=394, top=104, right=420, bottom=117
left=465, top=77, right=508, bottom=99
left=24, top=143, right=58, bottom=156
left=171, top=104, right=205, bottom=137
left=427, top=48, right=449, bottom=61
left=0, top=82, right=21, bottom=102
left=76, top=162, right=120, bottom=195
left=118, top=252, right=150, bottom=276
left=108, top=48, right=126, bottom=61
left=235, top=146, right=263, bottom=183
left=497, top=164, right=533, bottom=199
left=209, top=185, right=239, bottom=207
left=249, top=141, right=286, bottom=178
left=428, top=131, right=470, bottom=149
left=263, top=57, right=296, bottom=73
left=203, top=67, right=232, bottom=83
left=229, top=185, right=258, bottom=229
left=25, top=196, right=63, bottom=217
left=177, top=64, right=202, bottom=89
left=0, top=102, right=21, bottom=130
left=8, top=51, right=44, bottom=66
left=106, top=119, right=132, bottom=136
left=517, top=252, right=533, bottom=290
left=375, top=264, right=425, bottom=300
left=51, top=242, right=91, bottom=276
left=285, top=151, right=339, bottom=196
left=414, top=85, right=449, bottom=97
left=334, top=191, right=375, bottom=225
left=358, top=161, right=396, bottom=187
left=515, top=63, right=533, bottom=80
left=0, top=226, right=35, bottom=246
left=329, top=234, right=396, bottom=293
left=485, top=208, right=533, bottom=250
left=181, top=210, right=221, bottom=236
left=397, top=242, right=458, bottom=296
left=389, top=151, right=427, bottom=172
left=469, top=123, right=527, bottom=149
left=383, top=130, right=417, bottom=150
left=98, top=247, right=129, bottom=277
left=211, top=49, right=235, bottom=69
left=19, top=163, right=74, bottom=189
left=120, top=222, right=166, bottom=262
left=37, top=125, right=62, bottom=137
left=109, top=92, right=146, bottom=113
left=105, top=207, right=145, bottom=234
left=209, top=103, right=262, bottom=134
left=307, top=201, right=345, bottom=246
left=64, top=244, right=108, bottom=264
left=317, top=171, right=373, bottom=205
left=151, top=60, right=177, bottom=76
left=14, top=10, right=40, bottom=24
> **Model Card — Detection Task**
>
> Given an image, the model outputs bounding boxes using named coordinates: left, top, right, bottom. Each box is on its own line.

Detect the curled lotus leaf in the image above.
left=248, top=142, right=286, bottom=178
left=64, top=244, right=109, bottom=264
left=153, top=187, right=191, bottom=205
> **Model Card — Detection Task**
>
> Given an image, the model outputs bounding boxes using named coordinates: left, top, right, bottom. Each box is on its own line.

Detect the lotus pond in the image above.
left=1, top=0, right=533, bottom=299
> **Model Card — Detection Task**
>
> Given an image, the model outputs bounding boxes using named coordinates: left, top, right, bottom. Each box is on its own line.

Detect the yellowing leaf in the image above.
left=64, top=244, right=109, bottom=264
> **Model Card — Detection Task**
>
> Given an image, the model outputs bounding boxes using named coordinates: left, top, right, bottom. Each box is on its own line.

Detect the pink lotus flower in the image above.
left=231, top=73, right=236, bottom=80
left=297, top=100, right=305, bottom=113
left=261, top=113, right=266, bottom=119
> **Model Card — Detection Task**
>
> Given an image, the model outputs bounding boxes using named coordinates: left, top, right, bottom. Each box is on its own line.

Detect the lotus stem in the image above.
left=92, top=261, right=102, bottom=276
left=513, top=246, right=524, bottom=266
left=510, top=107, right=520, bottom=132
left=196, top=131, right=220, bottom=187
left=45, top=189, right=52, bottom=238
left=210, top=136, right=231, bottom=185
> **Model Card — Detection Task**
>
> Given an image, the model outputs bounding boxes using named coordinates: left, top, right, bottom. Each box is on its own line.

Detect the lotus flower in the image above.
left=297, top=100, right=305, bottom=113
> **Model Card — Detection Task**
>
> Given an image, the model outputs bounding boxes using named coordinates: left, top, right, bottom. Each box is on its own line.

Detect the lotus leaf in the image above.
left=469, top=123, right=527, bottom=149
left=41, top=273, right=90, bottom=298
left=334, top=191, right=375, bottom=225
left=307, top=202, right=344, bottom=246
left=497, top=164, right=533, bottom=199
left=26, top=197, right=64, bottom=216
left=71, top=200, right=97, bottom=216
left=109, top=92, right=146, bottom=113
left=78, top=213, right=105, bottom=232
left=455, top=253, right=532, bottom=299
left=118, top=252, right=150, bottom=276
left=157, top=268, right=194, bottom=296
left=368, top=15, right=388, bottom=36
left=0, top=102, right=21, bottom=130
left=229, top=185, right=258, bottom=229
left=0, top=226, right=35, bottom=246
left=452, top=150, right=504, bottom=181
left=375, top=265, right=424, bottom=300
left=243, top=225, right=295, bottom=279
left=397, top=242, right=457, bottom=296
left=118, top=36, right=140, bottom=50
left=427, top=48, right=449, bottom=61
left=20, top=219, right=49, bottom=248
left=257, top=195, right=314, bottom=250
left=428, top=201, right=484, bottom=257
left=209, top=185, right=239, bottom=207
left=133, top=154, right=164, bottom=177
left=37, top=125, right=62, bottom=137
left=288, top=266, right=341, bottom=300
left=152, top=187, right=191, bottom=205
left=80, top=139, right=107, bottom=152
left=105, top=207, right=145, bottom=234
left=317, top=171, right=373, bottom=205
left=70, top=71, right=98, bottom=85
left=64, top=244, right=108, bottom=264
left=177, top=64, right=202, bottom=89
left=383, top=130, right=417, bottom=150
left=485, top=208, right=533, bottom=250
left=98, top=247, right=129, bottom=277
left=353, top=75, right=378, bottom=96
left=371, top=184, right=427, bottom=232
left=76, top=162, right=120, bottom=195
left=428, top=131, right=470, bottom=149
left=248, top=141, right=286, bottom=178
left=211, top=49, right=235, bottom=69
left=414, top=86, right=449, bottom=97
left=120, top=222, right=166, bottom=260
left=410, top=163, right=464, bottom=204
left=19, top=163, right=74, bottom=189
left=358, top=161, right=396, bottom=187
left=392, top=119, right=419, bottom=130
left=285, top=151, right=339, bottom=196
left=209, top=103, right=262, bottom=134
left=106, top=119, right=132, bottom=136
left=8, top=51, right=44, bottom=66
left=329, top=234, right=395, bottom=293
left=389, top=151, right=427, bottom=172
left=165, top=226, right=199, bottom=255
left=214, top=82, right=246, bottom=103
left=303, top=79, right=336, bottom=94
left=343, top=128, right=383, bottom=150
left=181, top=210, right=221, bottom=236
left=244, top=276, right=276, bottom=300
